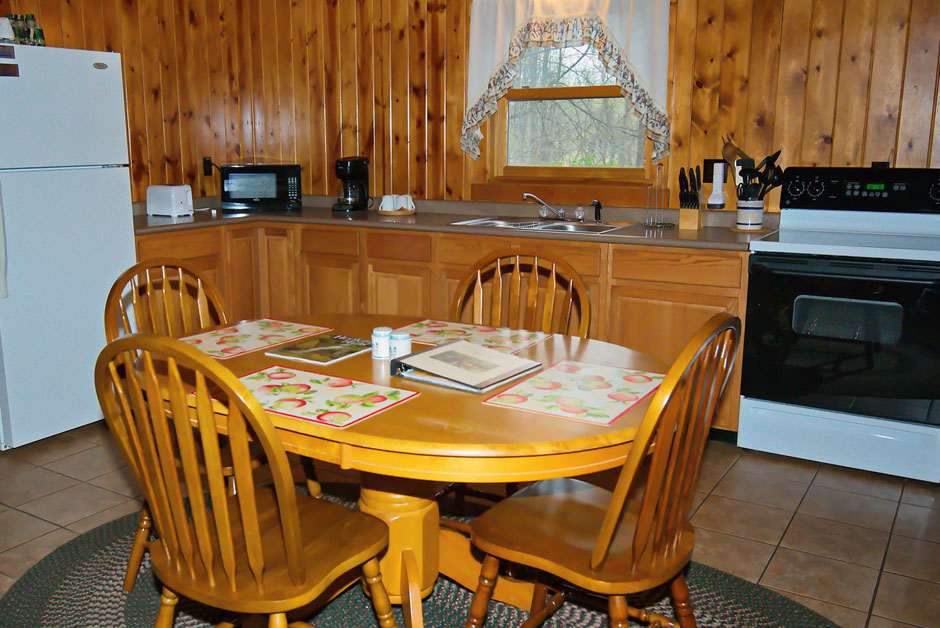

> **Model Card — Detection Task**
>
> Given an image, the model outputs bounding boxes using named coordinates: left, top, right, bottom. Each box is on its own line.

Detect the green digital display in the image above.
left=866, top=183, right=885, bottom=191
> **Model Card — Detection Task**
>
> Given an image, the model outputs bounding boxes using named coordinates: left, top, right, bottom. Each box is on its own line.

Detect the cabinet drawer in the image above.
left=438, top=234, right=517, bottom=265
left=137, top=228, right=222, bottom=260
left=528, top=240, right=604, bottom=277
left=366, top=231, right=432, bottom=262
left=300, top=227, right=360, bottom=257
left=610, top=246, right=742, bottom=288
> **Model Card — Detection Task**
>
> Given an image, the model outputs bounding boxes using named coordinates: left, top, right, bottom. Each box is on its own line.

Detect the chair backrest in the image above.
left=590, top=312, right=741, bottom=572
left=94, top=333, right=305, bottom=591
left=104, top=258, right=229, bottom=342
left=450, top=248, right=591, bottom=338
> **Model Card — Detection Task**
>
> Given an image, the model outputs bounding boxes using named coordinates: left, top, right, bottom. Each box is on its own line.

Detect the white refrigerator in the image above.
left=0, top=45, right=136, bottom=448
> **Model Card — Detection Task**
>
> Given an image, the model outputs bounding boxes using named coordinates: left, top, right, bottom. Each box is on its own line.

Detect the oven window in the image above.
left=743, top=254, right=940, bottom=425
left=226, top=173, right=277, bottom=199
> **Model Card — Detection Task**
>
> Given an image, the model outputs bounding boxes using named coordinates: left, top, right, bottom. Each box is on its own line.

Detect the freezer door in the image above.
left=0, top=45, right=129, bottom=169
left=0, top=167, right=135, bottom=447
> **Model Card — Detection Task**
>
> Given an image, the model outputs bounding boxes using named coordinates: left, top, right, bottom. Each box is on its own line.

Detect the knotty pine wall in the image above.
left=3, top=0, right=939, bottom=211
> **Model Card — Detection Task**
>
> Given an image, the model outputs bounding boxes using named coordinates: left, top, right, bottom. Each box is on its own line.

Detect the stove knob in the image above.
left=930, top=182, right=940, bottom=203
left=807, top=179, right=826, bottom=198
left=786, top=180, right=806, bottom=199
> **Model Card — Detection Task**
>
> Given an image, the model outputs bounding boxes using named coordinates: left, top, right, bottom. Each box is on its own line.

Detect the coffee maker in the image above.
left=333, top=156, right=370, bottom=212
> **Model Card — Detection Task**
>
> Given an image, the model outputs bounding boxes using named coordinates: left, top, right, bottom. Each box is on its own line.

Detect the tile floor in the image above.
left=1, top=424, right=939, bottom=628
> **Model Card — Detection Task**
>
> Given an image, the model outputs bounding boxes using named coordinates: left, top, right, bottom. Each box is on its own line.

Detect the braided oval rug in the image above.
left=0, top=511, right=837, bottom=628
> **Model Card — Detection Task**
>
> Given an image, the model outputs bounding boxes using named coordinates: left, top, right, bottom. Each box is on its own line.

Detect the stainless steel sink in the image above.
left=449, top=216, right=618, bottom=234
left=537, top=222, right=619, bottom=234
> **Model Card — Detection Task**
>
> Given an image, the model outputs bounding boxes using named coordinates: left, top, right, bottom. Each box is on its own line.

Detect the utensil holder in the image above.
left=736, top=199, right=764, bottom=231
left=679, top=207, right=703, bottom=231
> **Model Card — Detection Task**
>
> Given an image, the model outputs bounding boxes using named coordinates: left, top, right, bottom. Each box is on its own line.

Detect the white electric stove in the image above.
left=740, top=166, right=940, bottom=481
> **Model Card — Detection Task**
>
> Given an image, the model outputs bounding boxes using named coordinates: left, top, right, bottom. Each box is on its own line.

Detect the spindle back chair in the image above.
left=450, top=249, right=591, bottom=339
left=95, top=334, right=397, bottom=628
left=463, top=313, right=741, bottom=628
left=104, top=258, right=229, bottom=342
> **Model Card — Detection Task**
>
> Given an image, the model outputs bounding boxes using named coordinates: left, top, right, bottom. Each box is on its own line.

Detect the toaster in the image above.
left=146, top=185, right=194, bottom=217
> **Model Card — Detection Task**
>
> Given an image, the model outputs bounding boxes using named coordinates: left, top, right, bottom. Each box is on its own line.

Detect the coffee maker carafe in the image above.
left=333, top=156, right=370, bottom=212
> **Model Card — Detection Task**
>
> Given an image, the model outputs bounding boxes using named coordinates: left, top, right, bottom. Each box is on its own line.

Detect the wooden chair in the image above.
left=462, top=312, right=741, bottom=628
left=104, top=257, right=229, bottom=342
left=450, top=248, right=591, bottom=338
left=95, top=334, right=398, bottom=628
left=441, top=248, right=592, bottom=509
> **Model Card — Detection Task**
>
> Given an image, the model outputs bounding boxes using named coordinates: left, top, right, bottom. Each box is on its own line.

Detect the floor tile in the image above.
left=813, top=464, right=904, bottom=501
left=88, top=466, right=140, bottom=498
left=884, top=535, right=940, bottom=583
left=700, top=440, right=742, bottom=470
left=0, top=467, right=79, bottom=506
left=732, top=450, right=820, bottom=484
left=0, top=454, right=34, bottom=480
left=691, top=494, right=793, bottom=544
left=712, top=466, right=810, bottom=511
left=42, top=442, right=126, bottom=481
left=902, top=479, right=940, bottom=510
left=66, top=420, right=112, bottom=444
left=798, top=484, right=898, bottom=532
left=0, top=572, right=14, bottom=598
left=868, top=616, right=925, bottom=628
left=690, top=527, right=775, bottom=583
left=781, top=513, right=889, bottom=568
left=0, top=528, right=77, bottom=579
left=693, top=462, right=727, bottom=493
left=18, top=483, right=129, bottom=526
left=688, top=490, right=707, bottom=516
left=0, top=509, right=58, bottom=552
left=6, top=432, right=98, bottom=466
left=66, top=499, right=142, bottom=534
left=769, top=588, right=867, bottom=628
left=760, top=548, right=879, bottom=611
left=893, top=503, right=940, bottom=543
left=872, top=572, right=940, bottom=628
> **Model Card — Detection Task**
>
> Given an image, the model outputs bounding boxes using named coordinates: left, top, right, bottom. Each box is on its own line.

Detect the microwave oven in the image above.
left=220, top=164, right=301, bottom=212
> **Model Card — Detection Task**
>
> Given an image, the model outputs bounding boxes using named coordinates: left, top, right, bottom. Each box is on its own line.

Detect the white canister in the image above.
left=736, top=199, right=765, bottom=231
left=389, top=331, right=412, bottom=358
left=371, top=327, right=392, bottom=359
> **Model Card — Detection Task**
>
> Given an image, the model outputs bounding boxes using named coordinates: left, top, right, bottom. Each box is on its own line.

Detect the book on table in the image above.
left=265, top=333, right=371, bottom=365
left=391, top=339, right=542, bottom=393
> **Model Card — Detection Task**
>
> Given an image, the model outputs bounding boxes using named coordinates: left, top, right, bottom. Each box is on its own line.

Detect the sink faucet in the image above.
left=522, top=193, right=566, bottom=220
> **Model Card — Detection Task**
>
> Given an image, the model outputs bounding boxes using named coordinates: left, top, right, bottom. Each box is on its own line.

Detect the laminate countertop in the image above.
left=133, top=199, right=775, bottom=252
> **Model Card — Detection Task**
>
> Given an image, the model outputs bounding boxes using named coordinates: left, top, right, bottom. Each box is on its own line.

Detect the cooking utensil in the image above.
left=688, top=167, right=698, bottom=208
left=759, top=165, right=784, bottom=199
left=679, top=167, right=689, bottom=207
left=695, top=166, right=701, bottom=207
left=756, top=149, right=781, bottom=174
left=721, top=135, right=738, bottom=168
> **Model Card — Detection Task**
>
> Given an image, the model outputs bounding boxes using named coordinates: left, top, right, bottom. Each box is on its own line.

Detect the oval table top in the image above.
left=220, top=314, right=669, bottom=482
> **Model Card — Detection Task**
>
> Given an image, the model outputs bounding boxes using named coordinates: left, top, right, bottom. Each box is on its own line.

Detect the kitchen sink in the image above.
left=449, top=216, right=619, bottom=234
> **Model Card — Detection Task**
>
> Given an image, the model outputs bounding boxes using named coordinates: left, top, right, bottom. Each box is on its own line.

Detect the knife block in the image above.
left=679, top=206, right=703, bottom=231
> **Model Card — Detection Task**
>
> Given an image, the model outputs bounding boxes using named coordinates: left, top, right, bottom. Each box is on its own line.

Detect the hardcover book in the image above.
left=265, top=333, right=371, bottom=365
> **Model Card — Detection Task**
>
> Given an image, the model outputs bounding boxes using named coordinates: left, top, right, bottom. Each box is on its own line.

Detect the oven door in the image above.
left=740, top=252, right=940, bottom=480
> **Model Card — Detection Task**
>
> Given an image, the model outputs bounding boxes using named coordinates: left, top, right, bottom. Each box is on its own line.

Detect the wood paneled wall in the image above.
left=3, top=0, right=939, bottom=210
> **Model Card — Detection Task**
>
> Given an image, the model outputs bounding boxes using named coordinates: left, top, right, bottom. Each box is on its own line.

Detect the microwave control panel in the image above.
left=781, top=166, right=940, bottom=212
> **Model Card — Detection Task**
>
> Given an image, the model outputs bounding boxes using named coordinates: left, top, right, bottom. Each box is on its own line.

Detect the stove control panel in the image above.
left=781, top=167, right=940, bottom=212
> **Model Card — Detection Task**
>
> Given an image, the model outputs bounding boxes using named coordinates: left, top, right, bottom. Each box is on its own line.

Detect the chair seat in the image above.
left=150, top=486, right=388, bottom=614
left=470, top=478, right=694, bottom=595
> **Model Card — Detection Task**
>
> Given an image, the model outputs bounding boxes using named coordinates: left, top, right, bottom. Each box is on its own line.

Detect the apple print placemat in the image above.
left=394, top=319, right=549, bottom=353
left=484, top=361, right=664, bottom=425
left=240, top=366, right=418, bottom=429
left=181, top=319, right=331, bottom=358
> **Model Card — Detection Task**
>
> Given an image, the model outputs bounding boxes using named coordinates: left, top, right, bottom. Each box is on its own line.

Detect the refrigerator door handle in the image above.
left=0, top=180, right=6, bottom=298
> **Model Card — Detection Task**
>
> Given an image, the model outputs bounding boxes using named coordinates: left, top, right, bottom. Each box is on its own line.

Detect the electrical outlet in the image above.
left=202, top=157, right=213, bottom=176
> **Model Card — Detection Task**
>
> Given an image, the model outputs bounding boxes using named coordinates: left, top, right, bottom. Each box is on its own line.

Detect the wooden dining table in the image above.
left=216, top=313, right=668, bottom=607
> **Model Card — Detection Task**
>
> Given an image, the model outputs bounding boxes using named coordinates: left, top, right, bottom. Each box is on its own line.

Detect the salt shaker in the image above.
left=389, top=331, right=412, bottom=358
left=371, top=327, right=391, bottom=359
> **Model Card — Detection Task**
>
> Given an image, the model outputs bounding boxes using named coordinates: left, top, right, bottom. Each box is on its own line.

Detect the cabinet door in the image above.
left=136, top=227, right=226, bottom=301
left=257, top=225, right=298, bottom=319
left=607, top=282, right=741, bottom=429
left=300, top=253, right=360, bottom=315
left=223, top=226, right=259, bottom=321
left=366, top=260, right=432, bottom=317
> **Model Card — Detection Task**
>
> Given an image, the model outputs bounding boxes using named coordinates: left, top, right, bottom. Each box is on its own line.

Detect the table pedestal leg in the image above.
left=359, top=474, right=439, bottom=602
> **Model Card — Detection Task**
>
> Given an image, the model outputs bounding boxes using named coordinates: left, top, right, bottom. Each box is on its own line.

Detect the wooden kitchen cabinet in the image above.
left=135, top=226, right=227, bottom=303
left=364, top=232, right=433, bottom=317
left=223, top=226, right=259, bottom=321
left=257, top=224, right=298, bottom=319
left=298, top=226, right=361, bottom=316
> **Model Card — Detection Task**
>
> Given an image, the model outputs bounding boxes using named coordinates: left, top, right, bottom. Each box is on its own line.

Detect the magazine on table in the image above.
left=265, top=333, right=371, bottom=365
left=390, top=339, right=542, bottom=393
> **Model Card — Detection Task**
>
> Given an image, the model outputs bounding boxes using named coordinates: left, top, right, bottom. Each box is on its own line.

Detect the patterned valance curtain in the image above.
left=461, top=0, right=670, bottom=162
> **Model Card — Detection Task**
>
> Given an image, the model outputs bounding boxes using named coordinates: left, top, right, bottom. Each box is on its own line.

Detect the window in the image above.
left=474, top=44, right=653, bottom=205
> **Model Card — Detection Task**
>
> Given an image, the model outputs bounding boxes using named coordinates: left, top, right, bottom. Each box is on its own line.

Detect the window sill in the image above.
left=470, top=177, right=658, bottom=208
